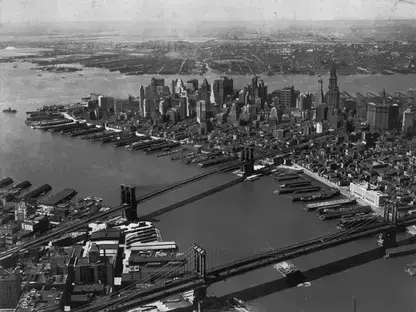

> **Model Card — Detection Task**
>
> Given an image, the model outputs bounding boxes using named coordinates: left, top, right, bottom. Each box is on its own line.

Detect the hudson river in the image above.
left=1, top=57, right=416, bottom=312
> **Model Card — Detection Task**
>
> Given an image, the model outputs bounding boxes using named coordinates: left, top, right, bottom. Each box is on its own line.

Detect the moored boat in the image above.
left=2, top=107, right=17, bottom=113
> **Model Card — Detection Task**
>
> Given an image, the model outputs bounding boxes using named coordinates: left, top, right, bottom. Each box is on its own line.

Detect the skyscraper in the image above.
left=315, top=77, right=325, bottom=107
left=324, top=61, right=340, bottom=109
left=139, top=85, right=145, bottom=116
left=199, top=78, right=210, bottom=103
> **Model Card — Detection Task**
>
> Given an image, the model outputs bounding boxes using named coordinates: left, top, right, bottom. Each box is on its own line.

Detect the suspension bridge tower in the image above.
left=121, top=184, right=138, bottom=221
left=193, top=245, right=208, bottom=311
left=240, top=146, right=255, bottom=176
left=378, top=201, right=398, bottom=249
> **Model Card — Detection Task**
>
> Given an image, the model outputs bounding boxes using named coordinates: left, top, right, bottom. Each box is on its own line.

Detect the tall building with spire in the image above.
left=324, top=61, right=340, bottom=110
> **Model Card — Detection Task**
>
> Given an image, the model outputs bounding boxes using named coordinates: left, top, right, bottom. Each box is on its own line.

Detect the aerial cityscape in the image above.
left=1, top=0, right=416, bottom=312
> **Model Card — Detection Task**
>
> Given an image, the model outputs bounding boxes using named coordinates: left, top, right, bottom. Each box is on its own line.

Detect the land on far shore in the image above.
left=0, top=19, right=415, bottom=77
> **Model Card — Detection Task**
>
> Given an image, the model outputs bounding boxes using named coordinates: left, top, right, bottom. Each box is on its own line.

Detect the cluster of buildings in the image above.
left=291, top=130, right=416, bottom=211
left=0, top=218, right=189, bottom=311
left=3, top=63, right=416, bottom=311
left=0, top=192, right=104, bottom=252
left=0, top=182, right=191, bottom=311
left=77, top=62, right=414, bottom=147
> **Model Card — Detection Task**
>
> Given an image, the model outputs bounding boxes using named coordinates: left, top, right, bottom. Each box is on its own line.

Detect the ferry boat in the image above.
left=245, top=174, right=261, bottom=182
left=2, top=107, right=17, bottom=113
left=273, top=261, right=299, bottom=277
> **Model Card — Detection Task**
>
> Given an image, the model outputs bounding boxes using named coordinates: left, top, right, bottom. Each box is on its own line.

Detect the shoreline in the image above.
left=278, top=163, right=384, bottom=217
left=3, top=57, right=416, bottom=79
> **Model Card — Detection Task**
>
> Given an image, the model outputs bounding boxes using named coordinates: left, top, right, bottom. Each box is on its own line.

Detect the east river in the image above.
left=1, top=55, right=416, bottom=311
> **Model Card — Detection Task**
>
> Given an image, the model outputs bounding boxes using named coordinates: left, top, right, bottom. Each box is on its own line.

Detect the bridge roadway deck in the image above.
left=0, top=163, right=243, bottom=260
left=0, top=136, right=336, bottom=261
left=84, top=222, right=399, bottom=311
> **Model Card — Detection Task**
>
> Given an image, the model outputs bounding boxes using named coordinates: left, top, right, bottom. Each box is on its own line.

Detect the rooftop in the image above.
left=16, top=289, right=63, bottom=312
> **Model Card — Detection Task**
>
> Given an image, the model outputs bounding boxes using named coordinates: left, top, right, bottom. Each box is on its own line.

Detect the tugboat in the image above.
left=2, top=107, right=17, bottom=113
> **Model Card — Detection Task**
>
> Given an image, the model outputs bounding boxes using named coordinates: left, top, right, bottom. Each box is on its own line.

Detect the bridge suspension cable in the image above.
left=77, top=216, right=385, bottom=312
left=73, top=246, right=197, bottom=312
left=210, top=215, right=383, bottom=272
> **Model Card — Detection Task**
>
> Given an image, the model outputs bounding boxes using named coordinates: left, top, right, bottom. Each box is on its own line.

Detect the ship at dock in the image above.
left=0, top=177, right=13, bottom=189
left=23, top=184, right=52, bottom=199
left=304, top=198, right=357, bottom=211
left=280, top=180, right=311, bottom=189
left=318, top=205, right=372, bottom=221
left=274, top=173, right=303, bottom=182
left=293, top=189, right=341, bottom=202
left=275, top=185, right=321, bottom=195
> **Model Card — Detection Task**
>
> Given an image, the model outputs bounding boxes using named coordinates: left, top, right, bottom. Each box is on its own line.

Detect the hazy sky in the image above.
left=1, top=0, right=415, bottom=24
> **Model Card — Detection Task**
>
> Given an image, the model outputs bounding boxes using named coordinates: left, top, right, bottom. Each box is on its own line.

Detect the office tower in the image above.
left=139, top=85, right=145, bottom=115
left=151, top=77, right=165, bottom=95
left=143, top=99, right=152, bottom=117
left=279, top=86, right=298, bottom=108
left=210, top=82, right=217, bottom=105
left=113, top=99, right=125, bottom=115
left=367, top=102, right=389, bottom=130
left=187, top=79, right=198, bottom=91
left=179, top=96, right=188, bottom=120
left=388, top=104, right=400, bottom=130
left=324, top=61, right=340, bottom=109
left=314, top=77, right=325, bottom=107
left=199, top=78, right=210, bottom=102
left=298, top=93, right=313, bottom=111
left=402, top=108, right=415, bottom=134
left=196, top=100, right=206, bottom=124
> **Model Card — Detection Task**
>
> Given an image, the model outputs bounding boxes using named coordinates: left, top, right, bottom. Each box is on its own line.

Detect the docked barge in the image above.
left=128, top=139, right=165, bottom=151
left=60, top=123, right=89, bottom=134
left=292, top=189, right=340, bottom=202
left=304, top=198, right=357, bottom=211
left=90, top=132, right=118, bottom=142
left=23, top=184, right=52, bottom=199
left=280, top=181, right=311, bottom=188
left=42, top=188, right=77, bottom=206
left=318, top=205, right=372, bottom=221
left=69, top=126, right=104, bottom=137
left=9, top=181, right=32, bottom=195
left=0, top=177, right=13, bottom=189
left=143, top=142, right=181, bottom=154
left=113, top=136, right=149, bottom=147
left=276, top=185, right=321, bottom=195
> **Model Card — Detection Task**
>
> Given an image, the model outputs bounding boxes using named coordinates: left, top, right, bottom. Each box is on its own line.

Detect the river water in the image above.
left=1, top=54, right=416, bottom=312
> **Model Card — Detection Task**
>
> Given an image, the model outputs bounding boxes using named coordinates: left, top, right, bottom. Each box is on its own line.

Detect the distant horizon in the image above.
left=1, top=0, right=416, bottom=24
left=2, top=17, right=416, bottom=25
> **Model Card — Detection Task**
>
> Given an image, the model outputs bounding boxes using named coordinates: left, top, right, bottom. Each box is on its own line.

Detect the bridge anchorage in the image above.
left=240, top=146, right=255, bottom=176
left=378, top=202, right=399, bottom=250
left=121, top=184, right=138, bottom=221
